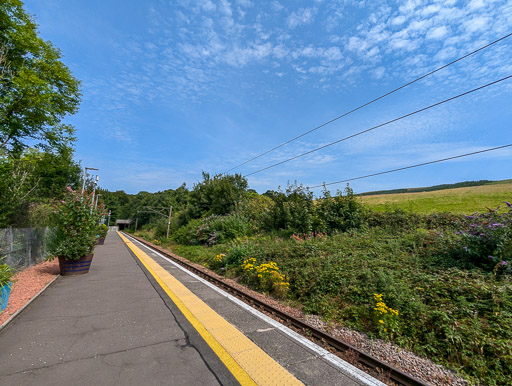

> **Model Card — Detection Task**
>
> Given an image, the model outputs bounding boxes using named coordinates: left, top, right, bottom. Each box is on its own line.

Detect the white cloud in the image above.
left=434, top=46, right=458, bottom=60
left=468, top=0, right=486, bottom=10
left=287, top=7, right=316, bottom=29
left=271, top=1, right=284, bottom=12
left=391, top=15, right=407, bottom=25
left=421, top=4, right=441, bottom=16
left=373, top=66, right=385, bottom=79
left=202, top=0, right=216, bottom=12
left=389, top=37, right=419, bottom=51
left=464, top=16, right=490, bottom=33
left=426, top=25, right=448, bottom=40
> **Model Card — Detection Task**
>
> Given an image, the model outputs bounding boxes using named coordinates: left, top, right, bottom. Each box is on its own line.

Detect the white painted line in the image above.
left=124, top=233, right=385, bottom=386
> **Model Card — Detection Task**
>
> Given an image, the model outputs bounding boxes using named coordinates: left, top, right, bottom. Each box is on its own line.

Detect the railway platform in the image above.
left=0, top=231, right=383, bottom=385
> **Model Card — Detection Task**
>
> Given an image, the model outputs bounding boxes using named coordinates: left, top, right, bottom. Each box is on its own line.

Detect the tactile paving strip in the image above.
left=118, top=232, right=302, bottom=386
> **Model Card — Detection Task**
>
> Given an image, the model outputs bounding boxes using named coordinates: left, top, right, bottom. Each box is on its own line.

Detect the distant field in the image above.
left=359, top=180, right=512, bottom=214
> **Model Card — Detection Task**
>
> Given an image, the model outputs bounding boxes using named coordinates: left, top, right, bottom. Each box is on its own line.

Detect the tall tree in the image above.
left=0, top=0, right=81, bottom=156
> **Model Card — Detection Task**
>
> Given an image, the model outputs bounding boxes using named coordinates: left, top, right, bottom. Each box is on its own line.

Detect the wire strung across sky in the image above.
left=307, top=144, right=512, bottom=189
left=223, top=32, right=512, bottom=174
left=243, top=74, right=512, bottom=177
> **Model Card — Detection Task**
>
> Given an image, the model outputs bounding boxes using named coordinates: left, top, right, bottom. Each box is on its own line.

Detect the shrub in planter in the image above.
left=0, top=262, right=14, bottom=311
left=47, top=187, right=102, bottom=275
left=97, top=224, right=108, bottom=245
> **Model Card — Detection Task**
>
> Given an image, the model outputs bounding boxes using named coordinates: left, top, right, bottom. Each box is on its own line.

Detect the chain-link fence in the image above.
left=0, top=227, right=50, bottom=271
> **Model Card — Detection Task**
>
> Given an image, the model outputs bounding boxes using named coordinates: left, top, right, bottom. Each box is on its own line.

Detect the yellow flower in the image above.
left=378, top=320, right=384, bottom=324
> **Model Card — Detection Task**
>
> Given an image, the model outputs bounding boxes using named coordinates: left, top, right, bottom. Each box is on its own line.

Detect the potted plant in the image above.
left=97, top=224, right=108, bottom=245
left=46, top=187, right=101, bottom=275
left=0, top=262, right=14, bottom=312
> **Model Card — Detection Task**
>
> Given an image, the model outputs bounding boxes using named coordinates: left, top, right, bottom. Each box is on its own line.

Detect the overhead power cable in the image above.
left=223, top=32, right=512, bottom=174
left=244, top=75, right=512, bottom=177
left=308, top=143, right=512, bottom=189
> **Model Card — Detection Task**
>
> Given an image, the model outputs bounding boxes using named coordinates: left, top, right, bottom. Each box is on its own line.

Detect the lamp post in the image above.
left=94, top=194, right=102, bottom=210
left=81, top=167, right=99, bottom=194
left=90, top=175, right=99, bottom=214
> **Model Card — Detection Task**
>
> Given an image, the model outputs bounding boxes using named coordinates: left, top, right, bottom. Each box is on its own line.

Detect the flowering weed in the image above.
left=373, top=293, right=399, bottom=339
left=241, top=258, right=289, bottom=298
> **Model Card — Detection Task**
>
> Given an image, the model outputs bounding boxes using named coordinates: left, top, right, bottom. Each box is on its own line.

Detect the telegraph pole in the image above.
left=166, top=206, right=173, bottom=239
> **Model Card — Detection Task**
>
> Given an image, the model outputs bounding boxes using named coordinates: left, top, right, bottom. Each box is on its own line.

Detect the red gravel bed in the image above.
left=0, top=260, right=60, bottom=326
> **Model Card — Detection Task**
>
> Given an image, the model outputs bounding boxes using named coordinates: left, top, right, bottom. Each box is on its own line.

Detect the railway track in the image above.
left=123, top=232, right=429, bottom=386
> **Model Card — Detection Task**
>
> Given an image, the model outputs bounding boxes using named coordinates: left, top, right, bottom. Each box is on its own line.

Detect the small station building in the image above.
left=115, top=219, right=132, bottom=230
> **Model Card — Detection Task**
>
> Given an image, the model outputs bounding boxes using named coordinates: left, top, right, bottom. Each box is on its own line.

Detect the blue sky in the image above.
left=24, top=0, right=512, bottom=195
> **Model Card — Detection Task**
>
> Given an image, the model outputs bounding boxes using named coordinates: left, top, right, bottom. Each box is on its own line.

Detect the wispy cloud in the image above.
left=287, top=7, right=317, bottom=29
left=42, top=0, right=510, bottom=193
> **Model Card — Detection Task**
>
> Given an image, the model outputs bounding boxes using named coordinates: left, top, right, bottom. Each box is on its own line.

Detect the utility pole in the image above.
left=166, top=206, right=173, bottom=239
left=107, top=210, right=111, bottom=227
left=134, top=218, right=138, bottom=232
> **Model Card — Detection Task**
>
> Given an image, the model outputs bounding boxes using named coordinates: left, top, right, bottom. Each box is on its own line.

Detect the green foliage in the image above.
left=97, top=224, right=108, bottom=238
left=172, top=213, right=252, bottom=246
left=441, top=205, right=512, bottom=274
left=169, top=204, right=512, bottom=384
left=153, top=217, right=170, bottom=239
left=46, top=187, right=103, bottom=260
left=28, top=202, right=54, bottom=227
left=0, top=0, right=81, bottom=155
left=183, top=172, right=248, bottom=221
left=239, top=193, right=275, bottom=231
left=172, top=218, right=203, bottom=245
left=0, top=147, right=81, bottom=227
left=0, top=262, right=14, bottom=287
left=100, top=184, right=189, bottom=232
left=314, top=185, right=366, bottom=233
left=224, top=242, right=258, bottom=269
left=240, top=258, right=289, bottom=298
left=264, top=182, right=314, bottom=233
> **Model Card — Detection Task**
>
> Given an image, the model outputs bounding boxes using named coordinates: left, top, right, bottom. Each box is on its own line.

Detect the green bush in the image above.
left=443, top=206, right=512, bottom=273
left=154, top=217, right=170, bottom=239
left=98, top=224, right=108, bottom=238
left=173, top=213, right=252, bottom=246
left=172, top=218, right=203, bottom=245
left=46, top=187, right=103, bottom=260
left=239, top=193, right=275, bottom=231
left=0, top=262, right=14, bottom=287
left=314, top=185, right=366, bottom=233
left=264, top=183, right=314, bottom=233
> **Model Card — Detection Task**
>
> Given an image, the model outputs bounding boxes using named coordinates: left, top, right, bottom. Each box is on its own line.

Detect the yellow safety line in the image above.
left=118, top=232, right=302, bottom=386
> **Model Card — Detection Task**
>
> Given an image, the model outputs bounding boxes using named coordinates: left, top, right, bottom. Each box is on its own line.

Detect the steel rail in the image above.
left=123, top=232, right=428, bottom=386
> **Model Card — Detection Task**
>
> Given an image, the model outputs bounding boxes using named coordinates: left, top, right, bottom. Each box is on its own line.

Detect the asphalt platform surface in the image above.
left=0, top=231, right=381, bottom=385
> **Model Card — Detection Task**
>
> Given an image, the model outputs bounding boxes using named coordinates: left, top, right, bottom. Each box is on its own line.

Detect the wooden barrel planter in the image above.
left=0, top=282, right=12, bottom=311
left=97, top=237, right=105, bottom=245
left=58, top=254, right=94, bottom=276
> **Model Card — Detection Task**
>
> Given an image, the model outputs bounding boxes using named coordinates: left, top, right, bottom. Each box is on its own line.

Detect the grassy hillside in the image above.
left=359, top=180, right=512, bottom=214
